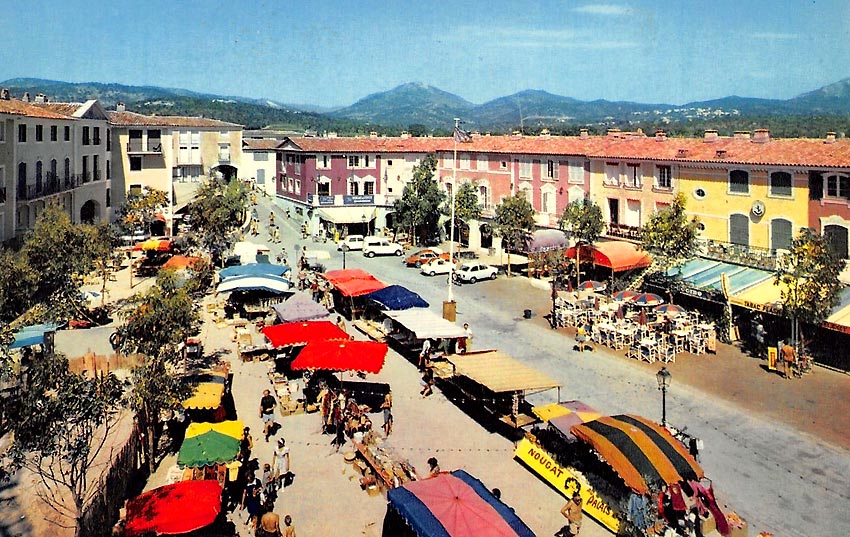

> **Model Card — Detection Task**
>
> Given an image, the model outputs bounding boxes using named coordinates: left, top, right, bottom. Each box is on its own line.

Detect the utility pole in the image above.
left=443, top=118, right=460, bottom=322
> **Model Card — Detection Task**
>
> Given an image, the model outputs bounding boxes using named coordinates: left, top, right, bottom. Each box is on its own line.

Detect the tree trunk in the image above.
left=74, top=496, right=84, bottom=537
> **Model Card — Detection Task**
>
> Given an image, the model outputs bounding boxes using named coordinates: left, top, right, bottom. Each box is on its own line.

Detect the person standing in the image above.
left=426, top=457, right=440, bottom=477
left=257, top=511, right=282, bottom=537
left=259, top=389, right=277, bottom=442
left=239, top=426, right=253, bottom=463
left=336, top=315, right=347, bottom=334
left=418, top=338, right=432, bottom=370
left=463, top=323, right=473, bottom=352
left=282, top=514, right=296, bottom=537
left=273, top=438, right=292, bottom=488
left=380, top=391, right=393, bottom=436
left=781, top=343, right=796, bottom=379
left=559, top=493, right=583, bottom=536
left=240, top=471, right=263, bottom=532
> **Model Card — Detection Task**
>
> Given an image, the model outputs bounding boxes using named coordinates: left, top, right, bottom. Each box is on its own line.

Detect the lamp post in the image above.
left=341, top=244, right=349, bottom=270
left=443, top=118, right=460, bottom=323
left=656, top=367, right=672, bottom=427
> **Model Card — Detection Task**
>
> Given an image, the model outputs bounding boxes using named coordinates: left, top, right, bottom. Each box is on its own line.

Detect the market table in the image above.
left=352, top=437, right=419, bottom=490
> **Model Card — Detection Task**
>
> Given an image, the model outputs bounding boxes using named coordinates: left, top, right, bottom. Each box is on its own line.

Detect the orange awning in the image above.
left=565, top=241, right=651, bottom=272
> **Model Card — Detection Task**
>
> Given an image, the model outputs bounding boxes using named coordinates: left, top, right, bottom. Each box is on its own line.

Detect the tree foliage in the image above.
left=187, top=178, right=247, bottom=251
left=494, top=194, right=535, bottom=276
left=392, top=154, right=445, bottom=245
left=559, top=198, right=604, bottom=246
left=775, top=228, right=846, bottom=345
left=639, top=193, right=700, bottom=274
left=449, top=181, right=482, bottom=223
left=8, top=352, right=124, bottom=537
left=116, top=188, right=169, bottom=235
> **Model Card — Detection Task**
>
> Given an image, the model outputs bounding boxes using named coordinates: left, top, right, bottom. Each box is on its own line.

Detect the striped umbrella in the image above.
left=654, top=304, right=687, bottom=317
left=612, top=290, right=638, bottom=302
left=633, top=293, right=664, bottom=307
left=578, top=280, right=607, bottom=292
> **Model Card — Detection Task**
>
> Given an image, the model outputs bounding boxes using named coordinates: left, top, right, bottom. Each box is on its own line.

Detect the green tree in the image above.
left=9, top=352, right=124, bottom=537
left=559, top=198, right=604, bottom=284
left=639, top=193, right=700, bottom=276
left=392, top=154, right=445, bottom=245
left=117, top=188, right=169, bottom=236
left=0, top=249, right=38, bottom=322
left=494, top=194, right=535, bottom=277
left=187, top=178, right=247, bottom=252
left=113, top=273, right=200, bottom=473
left=443, top=181, right=482, bottom=247
left=775, top=228, right=846, bottom=351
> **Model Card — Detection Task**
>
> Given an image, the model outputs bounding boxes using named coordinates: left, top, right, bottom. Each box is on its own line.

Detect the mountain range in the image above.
left=3, top=77, right=850, bottom=132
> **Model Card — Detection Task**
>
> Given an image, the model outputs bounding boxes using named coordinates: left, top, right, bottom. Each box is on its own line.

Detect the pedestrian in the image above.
left=259, top=389, right=277, bottom=442
left=420, top=366, right=434, bottom=398
left=381, top=391, right=393, bottom=436
left=336, top=315, right=347, bottom=334
left=240, top=471, right=263, bottom=531
left=463, top=323, right=473, bottom=352
left=427, top=457, right=440, bottom=477
left=283, top=514, right=296, bottom=537
left=273, top=437, right=292, bottom=488
left=559, top=493, right=583, bottom=537
left=311, top=279, right=320, bottom=302
left=269, top=212, right=275, bottom=227
left=781, top=342, right=796, bottom=379
left=753, top=317, right=766, bottom=358
left=239, top=426, right=253, bottom=463
left=257, top=510, right=282, bottom=537
left=261, top=462, right=274, bottom=495
left=418, top=338, right=432, bottom=370
left=273, top=226, right=280, bottom=244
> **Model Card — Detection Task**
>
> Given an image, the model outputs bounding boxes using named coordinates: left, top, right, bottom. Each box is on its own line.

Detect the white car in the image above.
left=420, top=258, right=457, bottom=276
left=362, top=237, right=404, bottom=257
left=338, top=234, right=365, bottom=251
left=453, top=262, right=498, bottom=283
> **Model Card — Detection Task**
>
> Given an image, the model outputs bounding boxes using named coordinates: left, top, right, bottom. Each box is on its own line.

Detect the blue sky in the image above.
left=2, top=1, right=849, bottom=108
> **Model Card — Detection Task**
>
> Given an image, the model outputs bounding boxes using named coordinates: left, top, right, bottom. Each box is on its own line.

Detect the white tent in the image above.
left=382, top=309, right=467, bottom=340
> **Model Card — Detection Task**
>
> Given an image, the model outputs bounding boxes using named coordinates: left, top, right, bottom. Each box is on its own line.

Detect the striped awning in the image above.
left=571, top=414, right=704, bottom=495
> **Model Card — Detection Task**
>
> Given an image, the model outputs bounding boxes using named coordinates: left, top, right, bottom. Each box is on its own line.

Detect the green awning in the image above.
left=177, top=430, right=240, bottom=468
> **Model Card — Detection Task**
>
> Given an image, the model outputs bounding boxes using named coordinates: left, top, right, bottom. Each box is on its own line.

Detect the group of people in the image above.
left=317, top=386, right=374, bottom=450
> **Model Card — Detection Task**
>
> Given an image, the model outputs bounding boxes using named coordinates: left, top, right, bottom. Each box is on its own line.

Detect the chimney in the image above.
left=21, top=92, right=30, bottom=102
left=400, top=131, right=410, bottom=139
left=511, top=130, right=522, bottom=138
left=369, top=131, right=378, bottom=139
left=676, top=148, right=690, bottom=158
left=540, top=128, right=551, bottom=139
left=655, top=129, right=666, bottom=141
left=34, top=93, right=47, bottom=103
left=327, top=131, right=338, bottom=138
left=579, top=128, right=589, bottom=139
left=607, top=128, right=621, bottom=137
left=703, top=129, right=719, bottom=142
left=825, top=132, right=837, bottom=144
left=0, top=88, right=9, bottom=100
left=715, top=149, right=728, bottom=159
left=752, top=129, right=770, bottom=143
left=484, top=132, right=491, bottom=137
left=116, top=102, right=126, bottom=112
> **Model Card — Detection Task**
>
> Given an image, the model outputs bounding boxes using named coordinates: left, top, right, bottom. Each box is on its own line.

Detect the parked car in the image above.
left=404, top=247, right=450, bottom=267
left=338, top=234, right=365, bottom=251
left=453, top=262, right=498, bottom=283
left=420, top=258, right=457, bottom=276
left=363, top=237, right=404, bottom=257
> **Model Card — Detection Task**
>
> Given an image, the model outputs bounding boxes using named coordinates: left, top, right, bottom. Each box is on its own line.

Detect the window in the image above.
left=364, top=181, right=375, bottom=195
left=626, top=163, right=641, bottom=188
left=477, top=155, right=487, bottom=171
left=64, top=126, right=70, bottom=141
left=825, top=225, right=849, bottom=259
left=444, top=153, right=454, bottom=169
left=50, top=125, right=57, bottom=141
left=35, top=125, right=43, bottom=142
left=459, top=154, right=470, bottom=169
left=605, top=162, right=620, bottom=186
left=0, top=166, right=4, bottom=202
left=106, top=160, right=111, bottom=180
left=35, top=161, right=43, bottom=191
left=542, top=190, right=554, bottom=213
left=82, top=126, right=90, bottom=145
left=93, top=127, right=101, bottom=145
left=64, top=158, right=70, bottom=183
left=546, top=160, right=559, bottom=180
left=568, top=161, right=583, bottom=183
left=49, top=159, right=57, bottom=182
left=254, top=152, right=269, bottom=162
left=316, top=180, right=330, bottom=196
left=18, top=124, right=26, bottom=143
left=519, top=159, right=532, bottom=178
left=729, top=213, right=749, bottom=246
left=129, top=156, right=142, bottom=171
left=317, top=154, right=331, bottom=168
left=348, top=181, right=360, bottom=196
left=82, top=156, right=89, bottom=182
left=106, top=188, right=111, bottom=207
left=479, top=185, right=490, bottom=209
left=771, top=219, right=793, bottom=252
left=93, top=155, right=100, bottom=180
left=500, top=161, right=507, bottom=169
left=387, top=159, right=393, bottom=166
left=770, top=171, right=792, bottom=197
left=106, top=129, right=111, bottom=151
left=348, top=155, right=360, bottom=168
left=825, top=174, right=850, bottom=199
left=295, top=179, right=301, bottom=195
left=729, top=170, right=749, bottom=194
left=656, top=165, right=672, bottom=189
left=218, top=143, right=230, bottom=161
left=0, top=123, right=4, bottom=142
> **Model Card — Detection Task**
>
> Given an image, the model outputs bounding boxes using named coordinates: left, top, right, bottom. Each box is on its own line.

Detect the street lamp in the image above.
left=341, top=244, right=349, bottom=270
left=656, top=367, right=672, bottom=427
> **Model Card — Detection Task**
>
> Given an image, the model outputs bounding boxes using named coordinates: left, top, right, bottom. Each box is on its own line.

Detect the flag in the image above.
left=453, top=126, right=472, bottom=143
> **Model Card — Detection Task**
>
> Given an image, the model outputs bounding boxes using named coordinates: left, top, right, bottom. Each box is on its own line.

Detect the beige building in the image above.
left=108, top=105, right=244, bottom=234
left=242, top=138, right=281, bottom=198
left=0, top=91, right=111, bottom=242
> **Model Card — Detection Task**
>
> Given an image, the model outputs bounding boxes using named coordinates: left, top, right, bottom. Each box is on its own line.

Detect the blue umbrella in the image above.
left=219, top=263, right=289, bottom=279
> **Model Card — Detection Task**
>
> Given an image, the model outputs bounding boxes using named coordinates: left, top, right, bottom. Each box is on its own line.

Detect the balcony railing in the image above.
left=701, top=238, right=777, bottom=270
left=16, top=173, right=86, bottom=201
left=93, top=169, right=101, bottom=181
left=127, top=142, right=163, bottom=154
left=607, top=223, right=642, bottom=241
left=218, top=152, right=231, bottom=162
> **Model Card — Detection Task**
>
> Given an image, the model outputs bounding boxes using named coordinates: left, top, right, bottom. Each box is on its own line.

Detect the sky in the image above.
left=2, top=0, right=850, bottom=109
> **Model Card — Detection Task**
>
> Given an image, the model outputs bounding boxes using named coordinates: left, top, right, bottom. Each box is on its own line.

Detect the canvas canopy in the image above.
left=527, top=228, right=570, bottom=253
left=124, top=480, right=222, bottom=536
left=10, top=323, right=59, bottom=349
left=177, top=429, right=240, bottom=468
left=533, top=400, right=601, bottom=442
left=383, top=309, right=467, bottom=340
left=323, top=268, right=386, bottom=297
left=669, top=258, right=773, bottom=296
left=261, top=321, right=349, bottom=348
left=216, top=274, right=291, bottom=294
left=219, top=262, right=289, bottom=279
left=162, top=255, right=202, bottom=270
left=291, top=339, right=387, bottom=374
left=365, top=284, right=429, bottom=310
left=448, top=350, right=561, bottom=393
left=182, top=376, right=225, bottom=410
left=185, top=420, right=244, bottom=441
left=232, top=241, right=271, bottom=264
left=571, top=414, right=704, bottom=495
left=385, top=469, right=535, bottom=537
left=566, top=240, right=651, bottom=272
left=270, top=293, right=331, bottom=322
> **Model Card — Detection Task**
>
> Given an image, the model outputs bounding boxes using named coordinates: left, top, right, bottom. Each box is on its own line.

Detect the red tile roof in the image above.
left=287, top=133, right=850, bottom=169
left=31, top=102, right=83, bottom=116
left=243, top=138, right=283, bottom=150
left=0, top=98, right=76, bottom=120
left=107, top=111, right=242, bottom=128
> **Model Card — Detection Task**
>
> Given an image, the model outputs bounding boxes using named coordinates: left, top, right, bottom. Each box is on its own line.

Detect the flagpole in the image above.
left=448, top=117, right=459, bottom=304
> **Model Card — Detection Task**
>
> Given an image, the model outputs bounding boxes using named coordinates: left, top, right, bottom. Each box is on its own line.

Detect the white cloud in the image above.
left=450, top=25, right=636, bottom=49
left=752, top=32, right=798, bottom=40
left=572, top=4, right=631, bottom=16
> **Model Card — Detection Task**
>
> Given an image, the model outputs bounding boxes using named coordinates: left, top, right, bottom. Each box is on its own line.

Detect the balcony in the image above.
left=127, top=142, right=163, bottom=154
left=16, top=173, right=83, bottom=201
left=218, top=152, right=231, bottom=163
left=607, top=223, right=642, bottom=241
left=701, top=239, right=777, bottom=270
left=93, top=169, right=102, bottom=182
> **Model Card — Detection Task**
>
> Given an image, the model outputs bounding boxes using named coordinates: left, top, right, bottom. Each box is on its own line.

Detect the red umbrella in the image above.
left=654, top=304, right=687, bottom=317
left=633, top=292, right=665, bottom=307
left=578, top=280, right=607, bottom=292
left=291, top=339, right=388, bottom=374
left=124, top=480, right=222, bottom=536
left=261, top=321, right=349, bottom=348
left=612, top=290, right=638, bottom=302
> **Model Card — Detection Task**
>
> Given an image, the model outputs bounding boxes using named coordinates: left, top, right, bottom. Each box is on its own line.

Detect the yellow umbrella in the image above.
left=185, top=420, right=244, bottom=441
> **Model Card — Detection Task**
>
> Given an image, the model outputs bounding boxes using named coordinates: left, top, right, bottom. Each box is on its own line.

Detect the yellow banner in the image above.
left=514, top=437, right=620, bottom=533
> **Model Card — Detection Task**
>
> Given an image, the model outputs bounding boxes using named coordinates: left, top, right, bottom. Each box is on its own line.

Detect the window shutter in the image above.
left=809, top=171, right=823, bottom=201
left=730, top=214, right=749, bottom=246
left=824, top=225, right=849, bottom=259
left=770, top=219, right=793, bottom=252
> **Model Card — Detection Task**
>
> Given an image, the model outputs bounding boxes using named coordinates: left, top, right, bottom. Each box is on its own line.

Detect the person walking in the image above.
left=257, top=510, right=282, bottom=537
left=240, top=471, right=263, bottom=532
left=239, top=426, right=253, bottom=463
left=381, top=391, right=393, bottom=436
left=781, top=342, right=796, bottom=379
left=462, top=323, right=473, bottom=352
left=272, top=437, right=292, bottom=488
left=559, top=493, right=583, bottom=536
left=336, top=315, right=347, bottom=334
left=282, top=514, right=296, bottom=537
left=259, top=389, right=277, bottom=442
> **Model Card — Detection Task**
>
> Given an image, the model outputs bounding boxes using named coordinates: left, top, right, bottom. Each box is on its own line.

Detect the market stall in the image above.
left=219, top=262, right=289, bottom=280
left=350, top=432, right=419, bottom=493
left=322, top=268, right=387, bottom=319
left=270, top=293, right=330, bottom=323
left=381, top=308, right=467, bottom=357
left=355, top=285, right=430, bottom=341
left=216, top=273, right=293, bottom=318
left=438, top=350, right=561, bottom=436
left=382, top=469, right=536, bottom=537
left=120, top=480, right=223, bottom=537
left=181, top=368, right=229, bottom=422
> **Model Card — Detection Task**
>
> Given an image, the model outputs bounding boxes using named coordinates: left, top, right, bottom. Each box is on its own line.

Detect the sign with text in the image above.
left=318, top=195, right=335, bottom=206
left=514, top=437, right=620, bottom=532
left=343, top=195, right=374, bottom=205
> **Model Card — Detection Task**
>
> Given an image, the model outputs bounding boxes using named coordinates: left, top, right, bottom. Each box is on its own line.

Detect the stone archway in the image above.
left=80, top=199, right=99, bottom=224
left=212, top=164, right=238, bottom=182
